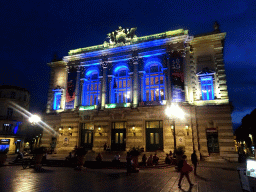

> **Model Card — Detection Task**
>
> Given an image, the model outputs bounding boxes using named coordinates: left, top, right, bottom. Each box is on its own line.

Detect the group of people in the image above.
left=141, top=154, right=159, bottom=166
left=165, top=150, right=175, bottom=165
left=94, top=147, right=200, bottom=189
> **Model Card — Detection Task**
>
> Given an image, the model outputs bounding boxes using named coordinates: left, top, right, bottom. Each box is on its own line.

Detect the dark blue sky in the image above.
left=0, top=0, right=255, bottom=129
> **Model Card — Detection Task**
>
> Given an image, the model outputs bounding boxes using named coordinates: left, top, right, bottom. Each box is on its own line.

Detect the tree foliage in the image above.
left=235, top=108, right=256, bottom=147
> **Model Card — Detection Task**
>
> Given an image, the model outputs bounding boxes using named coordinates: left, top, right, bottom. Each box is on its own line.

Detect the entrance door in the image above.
left=111, top=122, right=126, bottom=151
left=146, top=121, right=163, bottom=151
left=81, top=123, right=94, bottom=150
left=207, top=132, right=219, bottom=153
left=15, top=141, right=21, bottom=153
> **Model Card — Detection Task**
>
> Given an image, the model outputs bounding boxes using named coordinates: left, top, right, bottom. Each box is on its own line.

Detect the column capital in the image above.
left=132, top=56, right=139, bottom=64
left=100, top=60, right=109, bottom=68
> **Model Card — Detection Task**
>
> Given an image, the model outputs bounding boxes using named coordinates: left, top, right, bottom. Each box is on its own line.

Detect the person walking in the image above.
left=178, top=155, right=193, bottom=188
left=191, top=150, right=198, bottom=175
left=142, top=154, right=147, bottom=167
left=126, top=152, right=132, bottom=175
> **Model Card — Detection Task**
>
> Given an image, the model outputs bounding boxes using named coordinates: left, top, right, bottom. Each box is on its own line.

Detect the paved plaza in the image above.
left=1, top=161, right=243, bottom=192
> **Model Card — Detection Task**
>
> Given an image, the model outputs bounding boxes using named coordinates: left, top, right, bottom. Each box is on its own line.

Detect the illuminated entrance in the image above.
left=146, top=121, right=163, bottom=151
left=81, top=123, right=94, bottom=150
left=111, top=122, right=126, bottom=151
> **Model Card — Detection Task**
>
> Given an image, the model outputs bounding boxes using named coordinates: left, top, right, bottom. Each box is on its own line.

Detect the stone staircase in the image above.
left=202, top=153, right=228, bottom=162
left=85, top=150, right=173, bottom=169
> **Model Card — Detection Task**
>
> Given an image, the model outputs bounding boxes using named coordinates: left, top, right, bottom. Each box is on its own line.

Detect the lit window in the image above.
left=144, top=63, right=165, bottom=101
left=82, top=70, right=101, bottom=106
left=3, top=124, right=13, bottom=132
left=7, top=108, right=13, bottom=119
left=200, top=76, right=214, bottom=100
left=53, top=91, right=62, bottom=110
left=112, top=67, right=131, bottom=104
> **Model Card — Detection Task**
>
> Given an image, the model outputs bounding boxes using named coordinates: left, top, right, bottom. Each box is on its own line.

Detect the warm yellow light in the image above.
left=165, top=104, right=185, bottom=119
left=29, top=115, right=41, bottom=124
left=98, top=127, right=101, bottom=131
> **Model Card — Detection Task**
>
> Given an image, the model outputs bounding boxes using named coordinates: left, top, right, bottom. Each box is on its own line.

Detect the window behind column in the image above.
left=82, top=70, right=101, bottom=106
left=144, top=63, right=165, bottom=101
left=113, top=67, right=131, bottom=104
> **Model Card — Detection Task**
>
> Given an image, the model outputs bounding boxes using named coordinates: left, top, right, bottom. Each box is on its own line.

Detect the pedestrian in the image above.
left=147, top=154, right=153, bottom=166
left=96, top=153, right=102, bottom=162
left=169, top=150, right=173, bottom=157
left=104, top=143, right=107, bottom=151
left=191, top=150, right=198, bottom=175
left=126, top=152, right=132, bottom=175
left=153, top=153, right=159, bottom=166
left=165, top=154, right=171, bottom=164
left=142, top=154, right=147, bottom=167
left=178, top=155, right=193, bottom=188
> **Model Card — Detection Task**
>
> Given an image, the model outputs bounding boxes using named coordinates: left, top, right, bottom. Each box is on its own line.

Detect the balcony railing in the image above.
left=139, top=100, right=167, bottom=106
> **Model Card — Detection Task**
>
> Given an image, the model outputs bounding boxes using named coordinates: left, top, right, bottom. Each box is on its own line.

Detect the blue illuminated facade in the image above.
left=82, top=69, right=101, bottom=106
left=143, top=61, right=165, bottom=102
left=112, top=65, right=131, bottom=104
left=45, top=26, right=237, bottom=161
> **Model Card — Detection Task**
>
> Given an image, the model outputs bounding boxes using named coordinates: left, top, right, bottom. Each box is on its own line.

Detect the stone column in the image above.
left=166, top=53, right=172, bottom=105
left=132, top=56, right=139, bottom=108
left=74, top=66, right=81, bottom=108
left=108, top=75, right=114, bottom=103
left=100, top=61, right=109, bottom=109
left=80, top=79, right=85, bottom=105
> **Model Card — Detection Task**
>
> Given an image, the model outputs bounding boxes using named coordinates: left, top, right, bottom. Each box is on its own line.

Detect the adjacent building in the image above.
left=41, top=24, right=237, bottom=161
left=0, top=85, right=30, bottom=154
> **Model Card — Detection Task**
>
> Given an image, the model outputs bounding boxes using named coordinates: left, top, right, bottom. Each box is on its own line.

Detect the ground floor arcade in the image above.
left=41, top=104, right=237, bottom=161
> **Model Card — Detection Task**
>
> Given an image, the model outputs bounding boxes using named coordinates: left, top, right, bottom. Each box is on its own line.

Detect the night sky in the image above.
left=0, top=0, right=255, bottom=130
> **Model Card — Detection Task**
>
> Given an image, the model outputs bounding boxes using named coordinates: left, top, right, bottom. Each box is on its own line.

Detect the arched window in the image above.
left=82, top=70, right=101, bottom=106
left=144, top=62, right=165, bottom=101
left=113, top=66, right=131, bottom=103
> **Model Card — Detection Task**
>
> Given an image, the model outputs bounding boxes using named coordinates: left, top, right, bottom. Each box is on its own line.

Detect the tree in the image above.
left=235, top=108, right=256, bottom=153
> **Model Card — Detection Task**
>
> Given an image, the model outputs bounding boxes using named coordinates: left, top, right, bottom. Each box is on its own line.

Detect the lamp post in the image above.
left=165, top=104, right=185, bottom=151
left=29, top=115, right=41, bottom=125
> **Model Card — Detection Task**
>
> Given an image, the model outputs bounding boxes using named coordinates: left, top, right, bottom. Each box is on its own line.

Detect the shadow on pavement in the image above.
left=179, top=185, right=194, bottom=192
left=195, top=174, right=208, bottom=181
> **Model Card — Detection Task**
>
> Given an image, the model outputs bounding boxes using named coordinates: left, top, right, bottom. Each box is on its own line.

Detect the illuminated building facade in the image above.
left=41, top=24, right=237, bottom=160
left=0, top=85, right=30, bottom=154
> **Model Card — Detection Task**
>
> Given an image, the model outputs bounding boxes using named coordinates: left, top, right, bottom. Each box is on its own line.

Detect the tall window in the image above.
left=113, top=67, right=131, bottom=103
left=3, top=124, right=13, bottom=132
left=82, top=70, right=101, bottom=106
left=53, top=91, right=62, bottom=110
left=11, top=92, right=16, bottom=99
left=7, top=108, right=13, bottom=119
left=200, top=75, right=214, bottom=100
left=144, top=63, right=165, bottom=101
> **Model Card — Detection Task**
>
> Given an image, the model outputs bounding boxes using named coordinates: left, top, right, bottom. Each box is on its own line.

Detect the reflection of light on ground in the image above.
left=9, top=101, right=58, bottom=136
left=12, top=171, right=40, bottom=192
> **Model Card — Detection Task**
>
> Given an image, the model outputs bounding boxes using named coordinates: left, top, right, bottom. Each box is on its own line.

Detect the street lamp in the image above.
left=165, top=103, right=185, bottom=151
left=29, top=114, right=41, bottom=125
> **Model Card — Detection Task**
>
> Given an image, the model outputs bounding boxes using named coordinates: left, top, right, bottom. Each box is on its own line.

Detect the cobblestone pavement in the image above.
left=0, top=162, right=243, bottom=192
